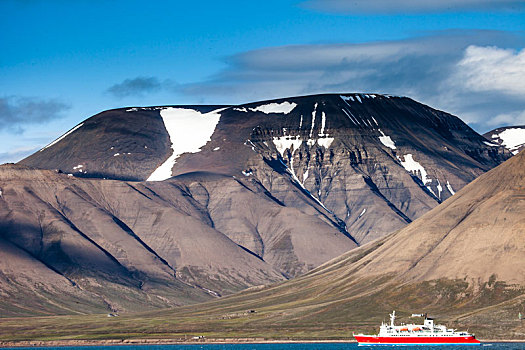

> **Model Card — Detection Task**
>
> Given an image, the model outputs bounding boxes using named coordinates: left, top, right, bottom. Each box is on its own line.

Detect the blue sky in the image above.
left=1, top=0, right=525, bottom=163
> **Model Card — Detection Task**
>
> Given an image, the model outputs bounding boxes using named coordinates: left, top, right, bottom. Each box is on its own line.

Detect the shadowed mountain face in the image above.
left=3, top=93, right=510, bottom=316
left=0, top=164, right=355, bottom=316
left=484, top=125, right=525, bottom=156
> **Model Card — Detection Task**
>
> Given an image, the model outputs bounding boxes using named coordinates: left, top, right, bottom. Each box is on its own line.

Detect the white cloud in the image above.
left=181, top=31, right=525, bottom=132
left=454, top=45, right=525, bottom=97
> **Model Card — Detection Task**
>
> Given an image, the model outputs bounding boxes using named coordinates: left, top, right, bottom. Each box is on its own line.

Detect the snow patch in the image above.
left=317, top=137, right=334, bottom=149
left=426, top=186, right=437, bottom=197
left=355, top=95, right=362, bottom=103
left=202, top=288, right=220, bottom=297
left=125, top=107, right=167, bottom=112
left=250, top=102, right=297, bottom=114
left=340, top=95, right=354, bottom=102
left=73, top=164, right=83, bottom=170
left=320, top=112, right=326, bottom=135
left=273, top=136, right=302, bottom=157
left=310, top=103, right=318, bottom=138
left=446, top=180, right=455, bottom=195
left=213, top=147, right=220, bottom=151
left=299, top=115, right=303, bottom=129
left=242, top=170, right=252, bottom=176
left=378, top=129, right=396, bottom=149
left=496, top=128, right=525, bottom=155
left=233, top=107, right=248, bottom=112
left=40, top=123, right=84, bottom=151
left=399, top=154, right=431, bottom=185
left=113, top=153, right=120, bottom=157
left=436, top=179, right=443, bottom=199
left=147, top=107, right=225, bottom=181
left=358, top=208, right=366, bottom=219
left=245, top=139, right=257, bottom=152
left=483, top=141, right=499, bottom=147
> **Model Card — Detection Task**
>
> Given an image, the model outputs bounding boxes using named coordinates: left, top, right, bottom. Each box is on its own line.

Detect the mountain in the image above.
left=484, top=125, right=525, bottom=155
left=170, top=146, right=523, bottom=338
left=0, top=163, right=357, bottom=316
left=20, top=94, right=509, bottom=244
left=9, top=146, right=522, bottom=340
left=2, top=93, right=510, bottom=316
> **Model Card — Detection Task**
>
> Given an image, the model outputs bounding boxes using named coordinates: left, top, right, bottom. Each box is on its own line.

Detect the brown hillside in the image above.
left=1, top=152, right=523, bottom=340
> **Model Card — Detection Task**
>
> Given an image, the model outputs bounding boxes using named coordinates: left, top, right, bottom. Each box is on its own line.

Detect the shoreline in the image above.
left=1, top=338, right=525, bottom=348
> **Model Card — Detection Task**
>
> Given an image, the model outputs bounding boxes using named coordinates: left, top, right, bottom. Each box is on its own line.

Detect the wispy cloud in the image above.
left=106, top=76, right=175, bottom=98
left=181, top=30, right=525, bottom=132
left=453, top=45, right=525, bottom=97
left=487, top=110, right=525, bottom=127
left=0, top=146, right=41, bottom=164
left=0, top=96, right=70, bottom=133
left=301, top=0, right=525, bottom=14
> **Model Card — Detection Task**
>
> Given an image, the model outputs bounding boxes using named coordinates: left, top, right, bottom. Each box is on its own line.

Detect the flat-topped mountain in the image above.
left=0, top=93, right=510, bottom=316
left=20, top=94, right=509, bottom=243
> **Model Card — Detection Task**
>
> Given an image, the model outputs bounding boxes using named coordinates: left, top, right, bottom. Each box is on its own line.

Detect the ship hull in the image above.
left=354, top=335, right=481, bottom=346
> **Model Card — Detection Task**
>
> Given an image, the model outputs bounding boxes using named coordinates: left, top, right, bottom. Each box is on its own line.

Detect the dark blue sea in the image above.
left=5, top=342, right=525, bottom=350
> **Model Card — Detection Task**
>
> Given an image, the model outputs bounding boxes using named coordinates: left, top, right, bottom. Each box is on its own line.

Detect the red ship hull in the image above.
left=354, top=335, right=481, bottom=346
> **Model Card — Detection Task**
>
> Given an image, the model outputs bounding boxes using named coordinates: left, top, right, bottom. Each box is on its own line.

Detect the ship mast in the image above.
left=390, top=311, right=396, bottom=327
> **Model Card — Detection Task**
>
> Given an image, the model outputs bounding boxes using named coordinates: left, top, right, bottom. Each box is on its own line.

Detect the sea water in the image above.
left=4, top=343, right=525, bottom=350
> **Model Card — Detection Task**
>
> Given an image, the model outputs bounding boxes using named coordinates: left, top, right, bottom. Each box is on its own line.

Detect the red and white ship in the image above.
left=354, top=311, right=481, bottom=346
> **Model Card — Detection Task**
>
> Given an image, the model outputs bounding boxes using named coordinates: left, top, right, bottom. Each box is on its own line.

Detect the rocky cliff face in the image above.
left=4, top=93, right=510, bottom=315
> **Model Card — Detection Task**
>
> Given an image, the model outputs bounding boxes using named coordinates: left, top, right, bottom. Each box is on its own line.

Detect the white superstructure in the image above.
left=375, top=311, right=472, bottom=338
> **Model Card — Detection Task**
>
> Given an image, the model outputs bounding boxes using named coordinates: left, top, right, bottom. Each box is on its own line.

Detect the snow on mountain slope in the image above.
left=234, top=101, right=297, bottom=114
left=484, top=125, right=525, bottom=155
left=147, top=107, right=225, bottom=181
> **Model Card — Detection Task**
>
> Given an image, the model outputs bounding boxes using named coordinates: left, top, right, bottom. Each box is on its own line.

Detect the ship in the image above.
left=354, top=311, right=481, bottom=346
